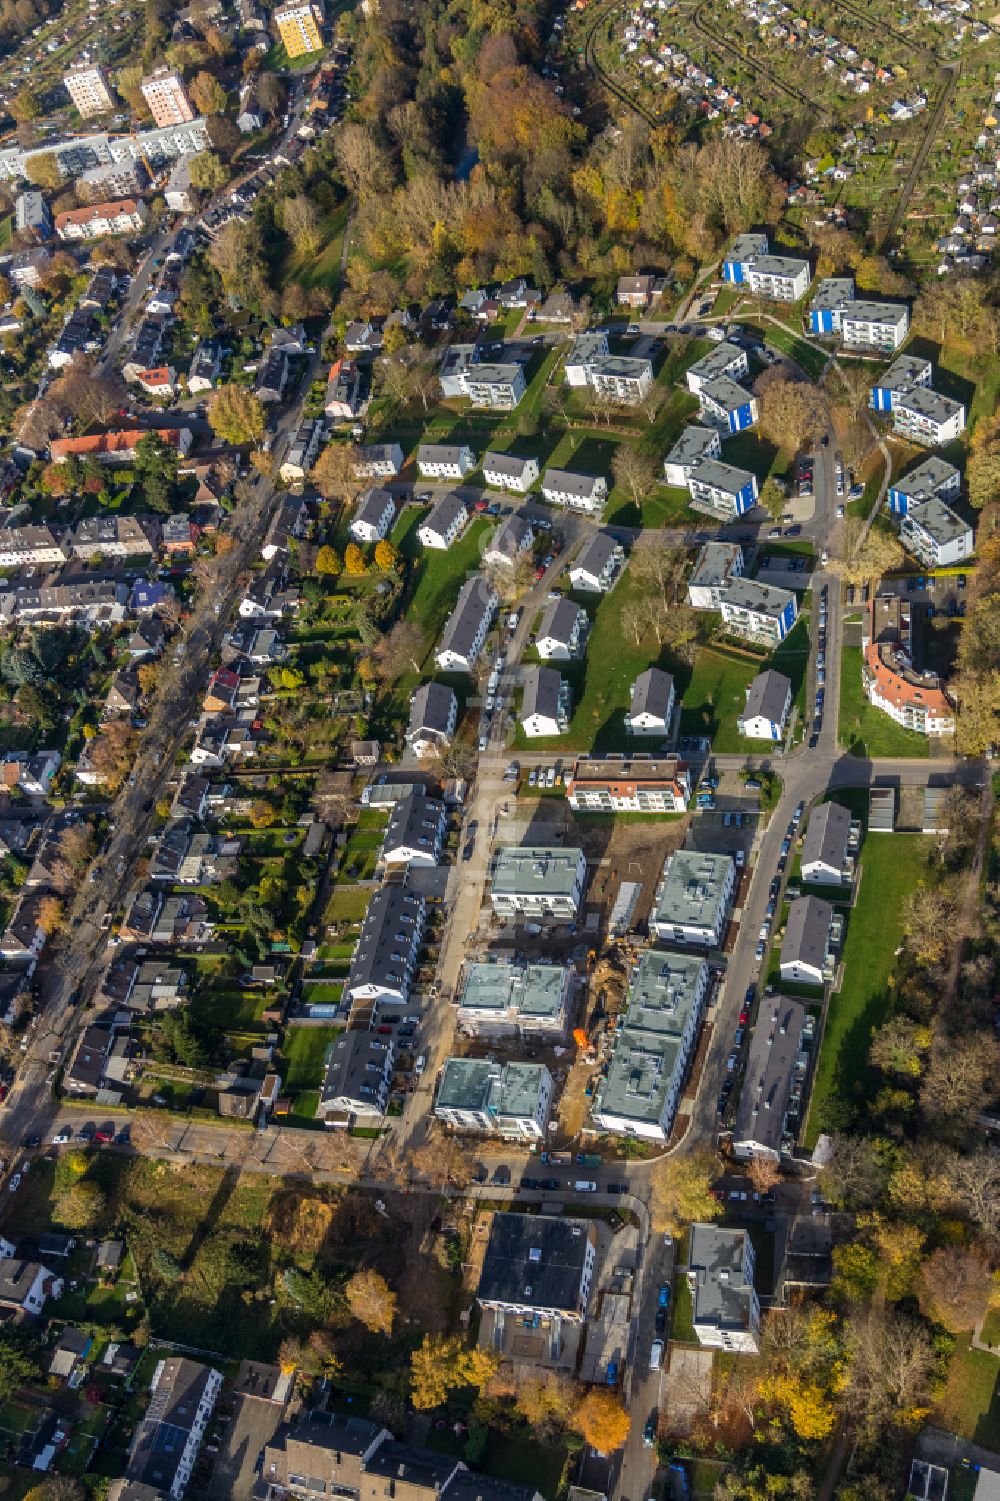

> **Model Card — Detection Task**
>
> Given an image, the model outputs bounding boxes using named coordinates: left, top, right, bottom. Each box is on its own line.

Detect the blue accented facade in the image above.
left=731, top=402, right=755, bottom=433
left=736, top=479, right=756, bottom=515
left=887, top=486, right=907, bottom=516
left=723, top=258, right=746, bottom=284
left=778, top=598, right=796, bottom=640
left=811, top=308, right=835, bottom=335
left=871, top=383, right=893, bottom=413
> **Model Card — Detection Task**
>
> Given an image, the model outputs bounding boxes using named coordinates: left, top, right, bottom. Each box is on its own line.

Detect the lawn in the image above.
left=324, top=884, right=371, bottom=923
left=513, top=563, right=677, bottom=752
left=677, top=646, right=759, bottom=752
left=281, top=203, right=349, bottom=296
left=803, top=831, right=929, bottom=1146
left=671, top=1270, right=696, bottom=1342
left=397, top=516, right=491, bottom=685
left=768, top=617, right=812, bottom=724
left=746, top=319, right=830, bottom=381
left=190, top=987, right=270, bottom=1031
left=283, top=1024, right=342, bottom=1093
left=933, top=1336, right=1000, bottom=1450
left=839, top=646, right=930, bottom=759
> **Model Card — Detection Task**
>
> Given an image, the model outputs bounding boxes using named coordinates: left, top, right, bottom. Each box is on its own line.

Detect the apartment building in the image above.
left=128, top=1359, right=223, bottom=1499
left=651, top=849, right=736, bottom=948
left=738, top=669, right=792, bottom=741
left=624, top=667, right=675, bottom=736
left=685, top=342, right=749, bottom=394
left=688, top=1226, right=760, bottom=1353
left=416, top=443, right=476, bottom=479
left=482, top=452, right=539, bottom=492
left=434, top=1058, right=553, bottom=1139
left=343, top=886, right=426, bottom=1007
left=800, top=801, right=860, bottom=888
left=490, top=845, right=587, bottom=922
left=64, top=63, right=115, bottom=117
left=899, top=497, right=974, bottom=568
left=55, top=198, right=149, bottom=241
left=591, top=948, right=710, bottom=1140
left=568, top=531, right=625, bottom=593
left=698, top=377, right=759, bottom=434
left=541, top=468, right=608, bottom=515
left=809, top=278, right=909, bottom=351
left=687, top=541, right=745, bottom=609
left=585, top=355, right=654, bottom=405
left=719, top=579, right=798, bottom=646
left=274, top=0, right=325, bottom=57
left=434, top=576, right=498, bottom=672
left=732, top=996, right=810, bottom=1162
left=566, top=754, right=690, bottom=813
left=141, top=68, right=196, bottom=128
left=456, top=959, right=573, bottom=1037
left=687, top=459, right=759, bottom=521
left=664, top=425, right=722, bottom=487
left=862, top=595, right=955, bottom=735
left=318, top=1031, right=394, bottom=1121
left=871, top=355, right=965, bottom=445
left=520, top=665, right=571, bottom=737
left=405, top=681, right=458, bottom=759
left=460, top=363, right=526, bottom=410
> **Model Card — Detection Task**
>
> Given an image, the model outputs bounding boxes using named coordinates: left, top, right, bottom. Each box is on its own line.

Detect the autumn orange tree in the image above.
left=574, top=1389, right=630, bottom=1451
left=345, top=1269, right=396, bottom=1336
left=409, top=1336, right=499, bottom=1410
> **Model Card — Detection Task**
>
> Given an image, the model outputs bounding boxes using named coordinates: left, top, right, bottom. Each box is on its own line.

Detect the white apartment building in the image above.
left=64, top=63, right=115, bottom=117
left=141, top=68, right=196, bottom=128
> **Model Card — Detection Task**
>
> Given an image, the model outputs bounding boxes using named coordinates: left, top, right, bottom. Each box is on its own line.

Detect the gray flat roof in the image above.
left=689, top=458, right=755, bottom=495
left=459, top=961, right=568, bottom=1022
left=721, top=578, right=795, bottom=619
left=893, top=456, right=960, bottom=501
left=701, top=376, right=752, bottom=410
left=843, top=299, right=909, bottom=326
left=593, top=1027, right=680, bottom=1126
left=665, top=425, right=720, bottom=468
left=905, top=496, right=972, bottom=546
left=750, top=253, right=809, bottom=279
left=879, top=354, right=933, bottom=390
left=654, top=849, right=733, bottom=930
left=689, top=540, right=743, bottom=589
left=687, top=344, right=747, bottom=382
left=623, top=948, right=706, bottom=1036
left=588, top=355, right=652, bottom=379
left=895, top=385, right=964, bottom=424
left=492, top=845, right=583, bottom=899
left=726, top=232, right=769, bottom=261
left=435, top=1056, right=549, bottom=1116
left=477, top=1212, right=591, bottom=1311
left=688, top=1224, right=755, bottom=1332
left=810, top=277, right=855, bottom=311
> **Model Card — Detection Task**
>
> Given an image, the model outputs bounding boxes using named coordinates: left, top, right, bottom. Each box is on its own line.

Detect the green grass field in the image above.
left=283, top=1025, right=342, bottom=1092
left=190, top=987, right=270, bottom=1031
left=325, top=884, right=371, bottom=923
left=397, top=515, right=491, bottom=686
left=804, top=831, right=929, bottom=1145
left=933, top=1336, right=1000, bottom=1450
left=838, top=646, right=931, bottom=758
left=514, top=564, right=680, bottom=752
left=678, top=646, right=759, bottom=751
left=281, top=203, right=349, bottom=296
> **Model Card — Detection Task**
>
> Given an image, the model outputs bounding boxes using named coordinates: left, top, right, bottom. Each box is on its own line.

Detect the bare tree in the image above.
left=612, top=444, right=660, bottom=507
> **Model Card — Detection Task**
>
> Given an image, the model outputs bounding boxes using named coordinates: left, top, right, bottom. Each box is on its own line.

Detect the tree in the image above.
left=831, top=516, right=903, bottom=592
left=249, top=800, right=276, bottom=828
left=10, top=86, right=40, bottom=121
left=409, top=1334, right=468, bottom=1410
left=344, top=1269, right=396, bottom=1335
left=189, top=69, right=227, bottom=114
left=55, top=1180, right=107, bottom=1230
left=869, top=1017, right=932, bottom=1079
left=755, top=371, right=831, bottom=452
left=58, top=822, right=96, bottom=876
left=649, top=1148, right=721, bottom=1234
left=209, top=386, right=266, bottom=447
left=315, top=545, right=341, bottom=576
left=0, top=1326, right=40, bottom=1401
left=373, top=539, right=399, bottom=571
left=819, top=1134, right=890, bottom=1209
left=37, top=895, right=64, bottom=936
left=188, top=151, right=228, bottom=192
left=311, top=443, right=364, bottom=501
left=574, top=1389, right=630, bottom=1451
left=917, top=1246, right=996, bottom=1332
left=920, top=1033, right=1000, bottom=1124
left=283, top=195, right=322, bottom=256
left=902, top=881, right=957, bottom=968
left=24, top=152, right=60, bottom=191
left=344, top=543, right=366, bottom=576
left=372, top=620, right=425, bottom=684
left=842, top=1305, right=934, bottom=1436
left=257, top=70, right=286, bottom=118
left=747, top=1155, right=781, bottom=1194
left=132, top=432, right=179, bottom=514
left=758, top=476, right=787, bottom=522
left=334, top=122, right=395, bottom=200
left=965, top=441, right=1000, bottom=511
left=612, top=443, right=659, bottom=507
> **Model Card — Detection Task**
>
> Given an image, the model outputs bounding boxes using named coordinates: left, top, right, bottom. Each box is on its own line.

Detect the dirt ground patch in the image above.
left=578, top=813, right=691, bottom=930
left=664, top=1346, right=714, bottom=1436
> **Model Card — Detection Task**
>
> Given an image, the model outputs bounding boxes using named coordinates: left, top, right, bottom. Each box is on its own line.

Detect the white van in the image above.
left=574, top=1180, right=597, bottom=1193
left=649, top=1339, right=664, bottom=1371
